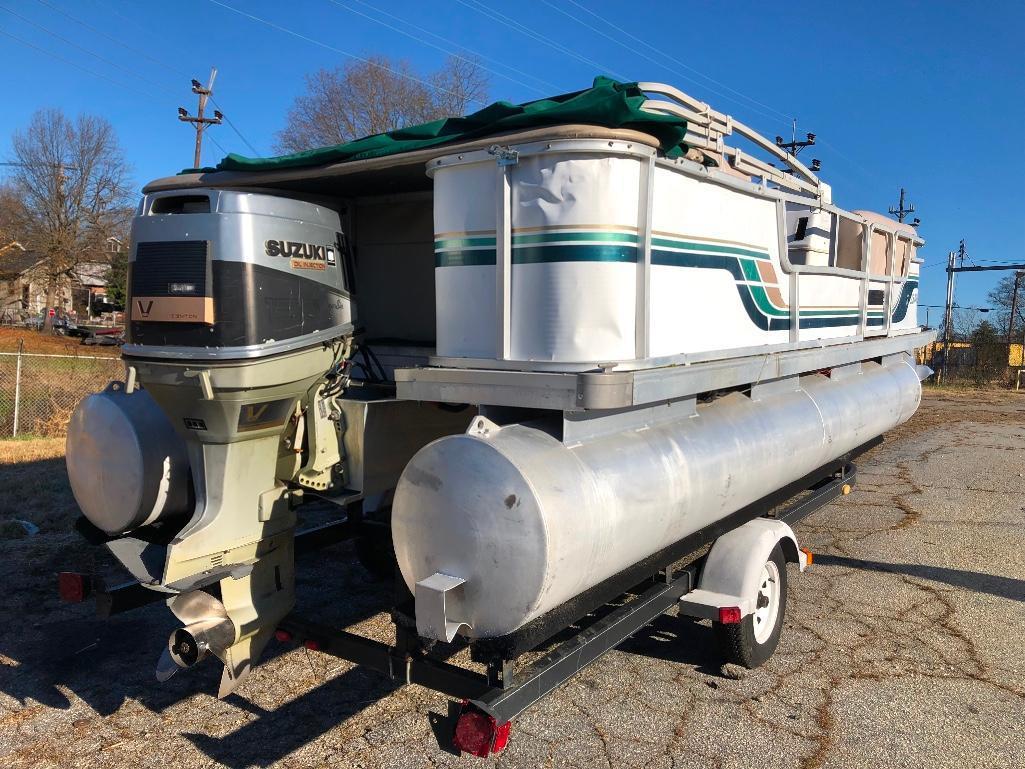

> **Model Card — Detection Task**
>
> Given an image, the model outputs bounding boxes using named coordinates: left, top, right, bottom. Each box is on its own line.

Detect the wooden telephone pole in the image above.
left=178, top=68, right=222, bottom=168
left=888, top=187, right=920, bottom=227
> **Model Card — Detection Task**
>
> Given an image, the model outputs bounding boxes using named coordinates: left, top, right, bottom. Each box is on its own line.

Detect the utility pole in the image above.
left=775, top=120, right=821, bottom=173
left=178, top=68, right=222, bottom=169
left=1008, top=271, right=1023, bottom=341
left=936, top=240, right=1025, bottom=384
left=940, top=250, right=956, bottom=383
left=888, top=187, right=921, bottom=227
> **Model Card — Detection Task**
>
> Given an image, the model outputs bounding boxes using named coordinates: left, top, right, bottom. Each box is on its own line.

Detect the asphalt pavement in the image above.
left=0, top=388, right=1022, bottom=768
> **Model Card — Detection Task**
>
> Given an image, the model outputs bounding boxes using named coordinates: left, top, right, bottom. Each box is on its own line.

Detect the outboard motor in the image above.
left=66, top=189, right=355, bottom=695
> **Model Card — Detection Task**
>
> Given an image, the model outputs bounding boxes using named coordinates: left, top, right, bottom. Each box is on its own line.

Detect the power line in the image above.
left=205, top=0, right=488, bottom=106
left=0, top=11, right=236, bottom=165
left=347, top=0, right=559, bottom=92
left=549, top=0, right=896, bottom=192
left=0, top=3, right=177, bottom=96
left=0, top=26, right=159, bottom=103
left=453, top=0, right=631, bottom=81
left=178, top=120, right=229, bottom=164
left=206, top=98, right=260, bottom=156
left=181, top=117, right=230, bottom=162
left=545, top=0, right=793, bottom=127
left=324, top=0, right=552, bottom=95
left=90, top=0, right=154, bottom=37
left=207, top=133, right=229, bottom=157
left=454, top=0, right=786, bottom=145
left=34, top=0, right=183, bottom=78
left=33, top=0, right=262, bottom=156
left=565, top=0, right=795, bottom=123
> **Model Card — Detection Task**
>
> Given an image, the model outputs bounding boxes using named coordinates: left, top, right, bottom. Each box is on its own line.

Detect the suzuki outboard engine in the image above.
left=66, top=189, right=354, bottom=695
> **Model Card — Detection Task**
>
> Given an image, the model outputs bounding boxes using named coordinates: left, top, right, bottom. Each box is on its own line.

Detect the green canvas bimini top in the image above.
left=198, top=77, right=690, bottom=174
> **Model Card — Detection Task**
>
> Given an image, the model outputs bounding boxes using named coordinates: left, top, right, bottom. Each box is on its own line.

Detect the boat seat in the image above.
left=787, top=206, right=831, bottom=267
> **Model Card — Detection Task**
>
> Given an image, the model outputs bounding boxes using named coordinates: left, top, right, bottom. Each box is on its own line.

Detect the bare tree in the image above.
left=0, top=183, right=24, bottom=248
left=8, top=109, right=133, bottom=330
left=275, top=55, right=488, bottom=153
left=987, top=273, right=1025, bottom=339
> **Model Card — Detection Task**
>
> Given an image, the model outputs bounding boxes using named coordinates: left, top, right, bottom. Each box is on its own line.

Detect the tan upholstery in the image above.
left=836, top=217, right=864, bottom=271
left=837, top=210, right=917, bottom=275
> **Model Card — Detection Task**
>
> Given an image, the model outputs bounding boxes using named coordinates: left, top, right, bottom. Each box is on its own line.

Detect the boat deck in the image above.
left=395, top=329, right=936, bottom=410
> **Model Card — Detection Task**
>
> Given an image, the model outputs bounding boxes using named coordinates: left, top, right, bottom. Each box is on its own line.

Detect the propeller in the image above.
left=154, top=590, right=235, bottom=682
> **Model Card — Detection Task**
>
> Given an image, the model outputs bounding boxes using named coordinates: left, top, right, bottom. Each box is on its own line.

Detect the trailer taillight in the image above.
left=58, top=572, right=90, bottom=603
left=275, top=629, right=293, bottom=643
left=452, top=703, right=511, bottom=757
left=718, top=606, right=742, bottom=624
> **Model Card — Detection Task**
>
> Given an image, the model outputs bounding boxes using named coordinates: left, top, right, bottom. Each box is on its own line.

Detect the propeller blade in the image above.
left=168, top=589, right=229, bottom=625
left=155, top=647, right=180, bottom=682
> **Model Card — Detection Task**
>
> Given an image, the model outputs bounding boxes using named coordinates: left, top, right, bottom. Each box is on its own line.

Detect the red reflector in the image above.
left=274, top=629, right=292, bottom=643
left=58, top=572, right=88, bottom=603
left=718, top=606, right=742, bottom=624
left=303, top=639, right=322, bottom=651
left=492, top=719, right=511, bottom=754
left=452, top=706, right=511, bottom=757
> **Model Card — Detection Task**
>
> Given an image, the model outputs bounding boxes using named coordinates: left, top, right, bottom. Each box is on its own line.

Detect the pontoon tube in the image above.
left=392, top=357, right=922, bottom=639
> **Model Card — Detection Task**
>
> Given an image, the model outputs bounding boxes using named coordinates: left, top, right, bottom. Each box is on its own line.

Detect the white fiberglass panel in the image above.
left=798, top=273, right=863, bottom=342
left=650, top=266, right=783, bottom=355
left=434, top=161, right=497, bottom=358
left=651, top=167, right=779, bottom=254
left=511, top=154, right=641, bottom=229
left=435, top=265, right=496, bottom=358
left=433, top=162, right=495, bottom=235
left=508, top=154, right=640, bottom=361
left=511, top=262, right=636, bottom=361
left=648, top=166, right=785, bottom=357
left=892, top=275, right=919, bottom=331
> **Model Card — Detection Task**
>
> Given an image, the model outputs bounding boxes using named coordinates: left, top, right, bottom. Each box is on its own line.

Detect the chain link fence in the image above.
left=0, top=348, right=124, bottom=437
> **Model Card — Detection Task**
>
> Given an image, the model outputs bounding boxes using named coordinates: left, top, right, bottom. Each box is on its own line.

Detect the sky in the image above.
left=1, top=0, right=1023, bottom=320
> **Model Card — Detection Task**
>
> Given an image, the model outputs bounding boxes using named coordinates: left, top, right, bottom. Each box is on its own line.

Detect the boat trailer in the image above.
left=61, top=444, right=868, bottom=758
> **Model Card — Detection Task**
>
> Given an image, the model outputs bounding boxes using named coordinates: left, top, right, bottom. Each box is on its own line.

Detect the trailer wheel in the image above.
left=713, top=543, right=787, bottom=668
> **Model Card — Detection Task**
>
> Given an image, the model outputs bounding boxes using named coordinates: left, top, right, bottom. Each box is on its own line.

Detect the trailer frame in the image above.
left=67, top=442, right=871, bottom=756
left=276, top=447, right=866, bottom=750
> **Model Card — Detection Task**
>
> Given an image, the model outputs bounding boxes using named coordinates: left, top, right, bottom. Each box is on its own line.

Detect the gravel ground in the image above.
left=0, top=388, right=1022, bottom=768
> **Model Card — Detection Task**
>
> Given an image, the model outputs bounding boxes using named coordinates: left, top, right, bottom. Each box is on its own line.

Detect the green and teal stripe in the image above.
left=434, top=230, right=639, bottom=267
left=433, top=229, right=918, bottom=331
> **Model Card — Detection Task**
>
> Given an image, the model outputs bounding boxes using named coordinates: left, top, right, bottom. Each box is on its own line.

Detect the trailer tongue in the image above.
left=61, top=78, right=934, bottom=754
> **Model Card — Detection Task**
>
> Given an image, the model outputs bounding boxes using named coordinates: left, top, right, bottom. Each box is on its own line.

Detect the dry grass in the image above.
left=0, top=438, right=76, bottom=537
left=0, top=327, right=120, bottom=357
left=0, top=437, right=66, bottom=464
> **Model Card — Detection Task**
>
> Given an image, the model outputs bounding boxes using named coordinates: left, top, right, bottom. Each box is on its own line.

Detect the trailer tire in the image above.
left=713, top=543, right=787, bottom=668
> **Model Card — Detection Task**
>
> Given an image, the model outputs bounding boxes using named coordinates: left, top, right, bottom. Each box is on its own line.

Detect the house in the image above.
left=0, top=244, right=49, bottom=323
left=0, top=242, right=113, bottom=323
left=70, top=261, right=115, bottom=319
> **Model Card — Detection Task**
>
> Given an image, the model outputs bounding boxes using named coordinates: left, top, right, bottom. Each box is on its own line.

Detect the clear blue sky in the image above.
left=1, top=0, right=1023, bottom=318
